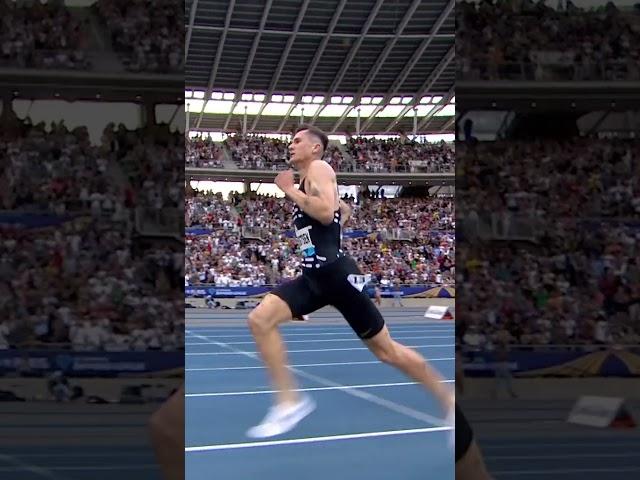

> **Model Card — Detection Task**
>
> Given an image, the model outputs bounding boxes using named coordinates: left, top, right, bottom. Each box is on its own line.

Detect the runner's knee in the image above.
left=371, top=341, right=399, bottom=365
left=248, top=308, right=270, bottom=336
left=248, top=294, right=290, bottom=335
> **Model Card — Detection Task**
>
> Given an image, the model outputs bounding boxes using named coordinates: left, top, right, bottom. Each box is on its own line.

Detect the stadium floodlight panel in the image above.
left=204, top=100, right=234, bottom=114
left=331, top=96, right=342, bottom=103
left=361, top=97, right=372, bottom=104
left=401, top=97, right=412, bottom=104
left=212, top=91, right=224, bottom=100
left=312, top=96, right=324, bottom=103
left=185, top=100, right=204, bottom=112
left=346, top=105, right=377, bottom=117
left=272, top=94, right=284, bottom=102
left=372, top=97, right=383, bottom=104
left=328, top=134, right=347, bottom=143
left=242, top=93, right=252, bottom=101
left=415, top=105, right=434, bottom=116
left=263, top=103, right=293, bottom=115
left=254, top=94, right=266, bottom=101
left=193, top=91, right=205, bottom=99
left=185, top=90, right=193, bottom=98
left=420, top=96, right=432, bottom=104
left=377, top=105, right=405, bottom=117
left=223, top=92, right=235, bottom=100
left=432, top=96, right=443, bottom=103
left=390, top=97, right=402, bottom=104
left=318, top=105, right=349, bottom=117
left=292, top=104, right=320, bottom=116
left=284, top=95, right=295, bottom=103
left=302, top=95, right=313, bottom=103
left=435, top=105, right=455, bottom=117
left=233, top=102, right=263, bottom=115
left=342, top=96, right=354, bottom=103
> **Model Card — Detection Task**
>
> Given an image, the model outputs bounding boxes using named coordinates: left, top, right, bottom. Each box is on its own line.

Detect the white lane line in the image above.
left=11, top=453, right=153, bottom=459
left=186, top=331, right=452, bottom=427
left=186, top=380, right=454, bottom=397
left=186, top=326, right=454, bottom=332
left=186, top=335, right=453, bottom=346
left=0, top=465, right=156, bottom=472
left=186, top=344, right=454, bottom=356
left=492, top=467, right=640, bottom=475
left=185, top=426, right=450, bottom=452
left=186, top=357, right=455, bottom=371
left=482, top=442, right=640, bottom=450
left=489, top=453, right=634, bottom=460
left=0, top=454, right=66, bottom=480
left=185, top=329, right=452, bottom=339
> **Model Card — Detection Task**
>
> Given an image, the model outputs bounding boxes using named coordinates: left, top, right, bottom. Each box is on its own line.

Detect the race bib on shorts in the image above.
left=347, top=274, right=372, bottom=292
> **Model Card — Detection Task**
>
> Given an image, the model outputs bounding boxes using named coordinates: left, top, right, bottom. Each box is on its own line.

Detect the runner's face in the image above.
left=289, top=131, right=318, bottom=165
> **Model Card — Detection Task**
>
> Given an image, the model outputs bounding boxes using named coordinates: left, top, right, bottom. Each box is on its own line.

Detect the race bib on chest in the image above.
left=295, top=225, right=315, bottom=256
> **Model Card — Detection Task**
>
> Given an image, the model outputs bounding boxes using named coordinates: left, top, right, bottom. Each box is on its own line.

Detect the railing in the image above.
left=0, top=49, right=91, bottom=70
left=458, top=58, right=640, bottom=82
left=136, top=207, right=182, bottom=239
left=241, top=226, right=268, bottom=241
left=460, top=344, right=640, bottom=352
left=351, top=162, right=455, bottom=174
left=458, top=212, right=540, bottom=242
left=385, top=228, right=415, bottom=241
left=192, top=155, right=454, bottom=174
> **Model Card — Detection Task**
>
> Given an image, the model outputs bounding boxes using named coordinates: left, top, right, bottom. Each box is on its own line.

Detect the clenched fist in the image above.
left=274, top=169, right=295, bottom=194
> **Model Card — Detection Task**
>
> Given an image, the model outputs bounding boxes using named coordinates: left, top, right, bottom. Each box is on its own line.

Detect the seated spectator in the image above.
left=457, top=0, right=640, bottom=81
left=0, top=0, right=91, bottom=70
left=95, top=0, right=182, bottom=73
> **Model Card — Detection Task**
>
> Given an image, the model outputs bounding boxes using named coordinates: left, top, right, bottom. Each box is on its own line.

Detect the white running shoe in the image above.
left=446, top=405, right=455, bottom=449
left=246, top=395, right=316, bottom=439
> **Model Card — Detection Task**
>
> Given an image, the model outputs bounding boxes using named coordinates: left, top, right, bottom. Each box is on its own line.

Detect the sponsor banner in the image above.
left=185, top=284, right=452, bottom=298
left=0, top=351, right=183, bottom=377
left=462, top=348, right=640, bottom=377
left=0, top=212, right=78, bottom=229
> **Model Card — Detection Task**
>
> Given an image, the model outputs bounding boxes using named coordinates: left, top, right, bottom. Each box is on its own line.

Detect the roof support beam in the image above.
left=249, top=0, right=312, bottom=132
left=358, top=0, right=454, bottom=133
left=190, top=24, right=454, bottom=40
left=195, top=0, right=236, bottom=129
left=439, top=116, right=456, bottom=132
left=412, top=87, right=455, bottom=132
left=185, top=0, right=199, bottom=64
left=308, top=0, right=386, bottom=128
left=276, top=0, right=349, bottom=132
left=383, top=48, right=454, bottom=133
left=330, top=0, right=423, bottom=133
left=222, top=0, right=274, bottom=130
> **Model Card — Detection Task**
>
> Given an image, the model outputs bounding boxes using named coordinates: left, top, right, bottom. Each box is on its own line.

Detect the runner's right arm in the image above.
left=339, top=200, right=351, bottom=226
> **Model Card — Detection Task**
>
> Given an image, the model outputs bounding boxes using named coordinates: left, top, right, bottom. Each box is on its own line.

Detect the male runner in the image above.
left=149, top=384, right=184, bottom=480
left=456, top=403, right=494, bottom=479
left=246, top=125, right=454, bottom=438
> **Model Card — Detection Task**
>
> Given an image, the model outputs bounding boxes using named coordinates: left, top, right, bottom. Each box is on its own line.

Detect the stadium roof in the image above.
left=185, top=0, right=455, bottom=135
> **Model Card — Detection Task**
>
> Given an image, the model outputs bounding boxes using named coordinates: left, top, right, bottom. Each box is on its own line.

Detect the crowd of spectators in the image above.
left=225, top=135, right=290, bottom=171
left=457, top=138, right=640, bottom=220
left=0, top=116, right=183, bottom=351
left=185, top=191, right=454, bottom=288
left=94, top=0, right=182, bottom=73
left=187, top=136, right=224, bottom=168
left=456, top=137, right=640, bottom=348
left=211, top=134, right=454, bottom=174
left=113, top=125, right=184, bottom=211
left=0, top=0, right=90, bottom=70
left=457, top=0, right=640, bottom=81
left=346, top=138, right=454, bottom=173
